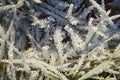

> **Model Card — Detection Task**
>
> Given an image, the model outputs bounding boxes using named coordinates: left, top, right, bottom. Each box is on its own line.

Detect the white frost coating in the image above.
left=0, top=0, right=120, bottom=80
left=33, top=0, right=41, bottom=3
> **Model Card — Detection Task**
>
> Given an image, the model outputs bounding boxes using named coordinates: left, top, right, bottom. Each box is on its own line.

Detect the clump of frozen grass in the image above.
left=0, top=0, right=120, bottom=80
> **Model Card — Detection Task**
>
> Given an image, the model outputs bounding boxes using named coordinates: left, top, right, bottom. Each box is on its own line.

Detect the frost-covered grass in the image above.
left=0, top=0, right=120, bottom=80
